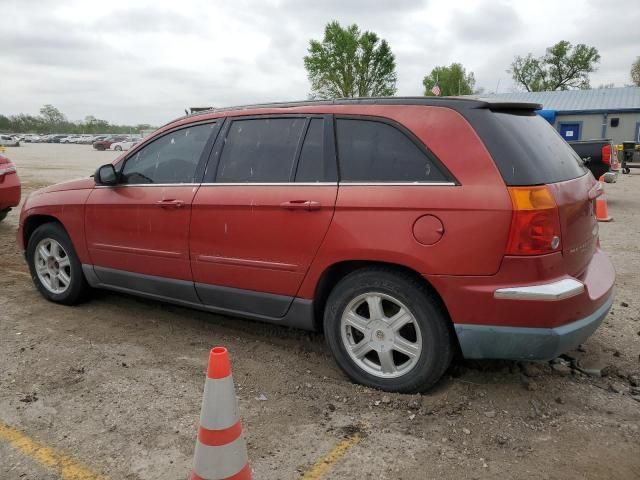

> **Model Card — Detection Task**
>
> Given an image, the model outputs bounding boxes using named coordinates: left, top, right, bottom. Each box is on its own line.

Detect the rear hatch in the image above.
left=474, top=109, right=597, bottom=276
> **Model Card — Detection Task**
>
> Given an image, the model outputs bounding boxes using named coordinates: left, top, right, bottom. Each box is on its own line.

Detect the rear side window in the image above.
left=216, top=118, right=306, bottom=182
left=483, top=111, right=587, bottom=185
left=335, top=119, right=448, bottom=183
left=295, top=118, right=336, bottom=182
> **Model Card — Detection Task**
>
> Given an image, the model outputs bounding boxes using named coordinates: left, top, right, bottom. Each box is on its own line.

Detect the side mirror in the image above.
left=94, top=164, right=118, bottom=186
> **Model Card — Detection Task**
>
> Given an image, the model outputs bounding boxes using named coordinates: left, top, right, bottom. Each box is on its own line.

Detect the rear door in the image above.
left=190, top=116, right=337, bottom=317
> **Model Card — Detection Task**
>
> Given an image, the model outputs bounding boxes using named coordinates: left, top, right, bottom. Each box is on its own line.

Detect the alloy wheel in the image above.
left=34, top=238, right=72, bottom=294
left=340, top=292, right=422, bottom=378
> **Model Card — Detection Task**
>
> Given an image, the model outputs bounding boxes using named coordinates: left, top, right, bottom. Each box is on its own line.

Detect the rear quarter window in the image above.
left=479, top=111, right=587, bottom=186
left=335, top=118, right=449, bottom=183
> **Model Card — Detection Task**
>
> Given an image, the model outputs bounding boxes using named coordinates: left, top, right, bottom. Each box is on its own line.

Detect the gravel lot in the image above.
left=1, top=143, right=639, bottom=480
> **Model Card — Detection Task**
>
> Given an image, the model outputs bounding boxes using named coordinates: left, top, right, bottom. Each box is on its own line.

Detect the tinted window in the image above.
left=295, top=118, right=336, bottom=182
left=216, top=118, right=305, bottom=183
left=336, top=119, right=448, bottom=182
left=474, top=111, right=587, bottom=185
left=121, top=123, right=215, bottom=184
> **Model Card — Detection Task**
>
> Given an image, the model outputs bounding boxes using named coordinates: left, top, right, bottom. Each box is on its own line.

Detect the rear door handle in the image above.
left=279, top=200, right=321, bottom=211
left=156, top=199, right=185, bottom=208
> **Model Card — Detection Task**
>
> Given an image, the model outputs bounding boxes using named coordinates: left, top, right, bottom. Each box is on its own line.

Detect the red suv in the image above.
left=17, top=98, right=615, bottom=392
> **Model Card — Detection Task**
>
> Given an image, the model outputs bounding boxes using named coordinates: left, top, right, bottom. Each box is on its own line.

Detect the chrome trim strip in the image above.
left=339, top=182, right=456, bottom=186
left=199, top=182, right=337, bottom=186
left=95, top=183, right=199, bottom=188
left=95, top=182, right=456, bottom=187
left=494, top=278, right=585, bottom=301
left=197, top=254, right=299, bottom=272
left=90, top=243, right=182, bottom=258
left=198, top=182, right=455, bottom=186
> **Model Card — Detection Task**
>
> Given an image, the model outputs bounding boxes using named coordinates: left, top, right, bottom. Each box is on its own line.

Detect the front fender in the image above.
left=18, top=188, right=93, bottom=263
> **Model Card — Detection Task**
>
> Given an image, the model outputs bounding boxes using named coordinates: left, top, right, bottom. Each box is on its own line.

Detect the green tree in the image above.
left=423, top=63, right=476, bottom=96
left=39, top=104, right=66, bottom=125
left=509, top=40, right=600, bottom=91
left=303, top=21, right=397, bottom=99
left=631, top=57, right=640, bottom=87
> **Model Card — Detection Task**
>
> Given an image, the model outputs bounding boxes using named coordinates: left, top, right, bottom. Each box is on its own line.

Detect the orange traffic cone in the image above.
left=190, top=347, right=251, bottom=480
left=596, top=175, right=613, bottom=222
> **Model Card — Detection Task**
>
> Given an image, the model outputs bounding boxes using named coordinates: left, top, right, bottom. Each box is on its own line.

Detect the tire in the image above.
left=114, top=146, right=122, bottom=151
left=0, top=208, right=9, bottom=222
left=26, top=223, right=88, bottom=305
left=623, top=168, right=630, bottom=174
left=323, top=267, right=453, bottom=393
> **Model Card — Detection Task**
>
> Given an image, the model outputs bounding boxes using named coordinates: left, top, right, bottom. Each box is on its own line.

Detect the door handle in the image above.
left=279, top=200, right=321, bottom=211
left=156, top=199, right=185, bottom=208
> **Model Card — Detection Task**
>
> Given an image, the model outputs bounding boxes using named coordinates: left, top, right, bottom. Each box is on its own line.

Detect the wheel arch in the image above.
left=312, top=260, right=456, bottom=342
left=23, top=214, right=65, bottom=248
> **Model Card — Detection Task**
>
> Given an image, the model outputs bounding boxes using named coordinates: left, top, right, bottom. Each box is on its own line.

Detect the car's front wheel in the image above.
left=324, top=267, right=453, bottom=393
left=114, top=145, right=122, bottom=151
left=0, top=208, right=9, bottom=222
left=26, top=223, right=88, bottom=305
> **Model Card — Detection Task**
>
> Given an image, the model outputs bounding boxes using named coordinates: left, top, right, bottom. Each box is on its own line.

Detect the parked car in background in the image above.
left=93, top=136, right=128, bottom=151
left=110, top=140, right=138, bottom=151
left=0, top=154, right=20, bottom=222
left=78, top=135, right=96, bottom=144
left=0, top=135, right=20, bottom=147
left=17, top=98, right=615, bottom=393
left=50, top=135, right=69, bottom=143
left=568, top=140, right=620, bottom=182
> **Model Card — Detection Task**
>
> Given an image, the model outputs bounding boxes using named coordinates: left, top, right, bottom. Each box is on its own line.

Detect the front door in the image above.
left=190, top=116, right=338, bottom=317
left=559, top=123, right=581, bottom=141
left=85, top=122, right=220, bottom=301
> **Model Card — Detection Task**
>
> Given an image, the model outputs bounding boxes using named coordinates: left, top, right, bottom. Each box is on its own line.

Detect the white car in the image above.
left=110, top=140, right=138, bottom=151
left=0, top=135, right=20, bottom=147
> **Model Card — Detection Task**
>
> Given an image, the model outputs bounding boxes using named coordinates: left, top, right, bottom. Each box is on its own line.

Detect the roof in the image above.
left=482, top=86, right=640, bottom=113
left=185, top=96, right=540, bottom=119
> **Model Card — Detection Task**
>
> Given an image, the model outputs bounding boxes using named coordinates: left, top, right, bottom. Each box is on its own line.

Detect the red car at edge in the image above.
left=16, top=98, right=615, bottom=392
left=0, top=154, right=21, bottom=222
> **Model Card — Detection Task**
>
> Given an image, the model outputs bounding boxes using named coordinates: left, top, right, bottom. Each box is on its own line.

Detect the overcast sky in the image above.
left=1, top=0, right=638, bottom=125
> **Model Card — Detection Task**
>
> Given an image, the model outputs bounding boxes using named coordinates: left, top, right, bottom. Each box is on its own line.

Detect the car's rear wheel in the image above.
left=114, top=145, right=122, bottom=151
left=26, top=223, right=88, bottom=305
left=324, top=267, right=453, bottom=393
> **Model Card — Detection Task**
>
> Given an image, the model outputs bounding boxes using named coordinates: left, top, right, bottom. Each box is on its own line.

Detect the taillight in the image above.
left=506, top=186, right=562, bottom=255
left=601, top=145, right=611, bottom=166
left=0, top=163, right=16, bottom=176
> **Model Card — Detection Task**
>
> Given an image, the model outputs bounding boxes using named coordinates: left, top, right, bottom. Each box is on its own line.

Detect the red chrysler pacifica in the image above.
left=17, top=98, right=615, bottom=392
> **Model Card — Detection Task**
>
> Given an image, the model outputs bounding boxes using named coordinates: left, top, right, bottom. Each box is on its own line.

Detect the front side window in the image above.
left=216, top=118, right=306, bottom=183
left=121, top=123, right=216, bottom=184
left=335, top=118, right=448, bottom=183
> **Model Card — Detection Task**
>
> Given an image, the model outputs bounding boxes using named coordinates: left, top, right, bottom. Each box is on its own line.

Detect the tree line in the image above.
left=0, top=104, right=154, bottom=134
left=304, top=21, right=639, bottom=99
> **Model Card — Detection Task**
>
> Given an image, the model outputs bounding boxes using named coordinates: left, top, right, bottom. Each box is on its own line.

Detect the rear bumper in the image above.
left=454, top=290, right=613, bottom=360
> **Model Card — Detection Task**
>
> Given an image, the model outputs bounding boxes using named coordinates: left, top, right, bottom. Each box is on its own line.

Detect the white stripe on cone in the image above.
left=193, top=435, right=249, bottom=480
left=199, top=376, right=239, bottom=430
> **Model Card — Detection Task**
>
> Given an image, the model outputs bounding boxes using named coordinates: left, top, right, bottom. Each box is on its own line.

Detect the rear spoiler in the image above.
left=469, top=97, right=542, bottom=111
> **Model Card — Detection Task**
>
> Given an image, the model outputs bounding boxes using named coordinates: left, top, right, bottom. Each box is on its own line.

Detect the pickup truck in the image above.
left=568, top=139, right=619, bottom=182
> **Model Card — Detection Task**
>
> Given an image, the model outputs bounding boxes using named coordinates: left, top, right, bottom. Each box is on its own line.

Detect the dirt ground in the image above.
left=1, top=143, right=639, bottom=480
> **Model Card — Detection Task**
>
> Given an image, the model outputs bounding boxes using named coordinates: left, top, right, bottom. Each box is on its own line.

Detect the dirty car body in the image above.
left=17, top=97, right=616, bottom=393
